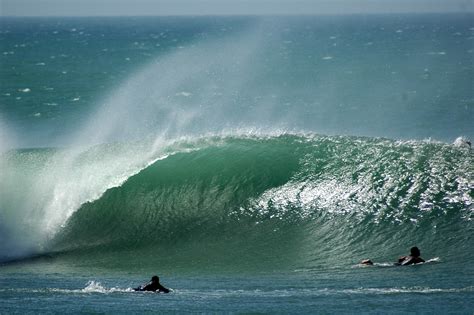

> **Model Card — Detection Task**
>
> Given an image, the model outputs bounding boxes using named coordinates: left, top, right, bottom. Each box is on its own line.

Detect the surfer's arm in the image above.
left=157, top=285, right=170, bottom=293
left=398, top=256, right=407, bottom=263
left=138, top=281, right=155, bottom=291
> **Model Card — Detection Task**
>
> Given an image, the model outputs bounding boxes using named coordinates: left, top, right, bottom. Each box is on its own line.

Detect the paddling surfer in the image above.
left=361, top=246, right=425, bottom=266
left=395, top=246, right=425, bottom=266
left=134, top=275, right=170, bottom=293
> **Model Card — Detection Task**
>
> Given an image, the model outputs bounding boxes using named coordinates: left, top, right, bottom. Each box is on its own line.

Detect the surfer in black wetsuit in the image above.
left=360, top=246, right=425, bottom=266
left=134, top=275, right=170, bottom=293
left=395, top=246, right=425, bottom=266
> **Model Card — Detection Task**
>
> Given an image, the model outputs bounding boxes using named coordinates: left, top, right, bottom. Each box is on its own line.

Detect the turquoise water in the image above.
left=1, top=266, right=473, bottom=314
left=1, top=15, right=473, bottom=313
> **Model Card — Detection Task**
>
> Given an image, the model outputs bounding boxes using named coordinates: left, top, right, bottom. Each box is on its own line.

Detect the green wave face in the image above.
left=48, top=135, right=472, bottom=271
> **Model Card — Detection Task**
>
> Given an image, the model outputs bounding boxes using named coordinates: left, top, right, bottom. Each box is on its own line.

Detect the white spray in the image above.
left=0, top=25, right=268, bottom=259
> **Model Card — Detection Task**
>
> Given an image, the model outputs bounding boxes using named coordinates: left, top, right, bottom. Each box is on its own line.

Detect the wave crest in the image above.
left=48, top=134, right=473, bottom=269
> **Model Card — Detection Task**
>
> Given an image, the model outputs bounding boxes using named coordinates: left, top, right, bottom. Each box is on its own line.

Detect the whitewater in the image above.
left=0, top=15, right=473, bottom=314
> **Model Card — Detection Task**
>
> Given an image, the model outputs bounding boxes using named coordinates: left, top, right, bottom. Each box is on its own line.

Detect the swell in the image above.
left=49, top=134, right=473, bottom=269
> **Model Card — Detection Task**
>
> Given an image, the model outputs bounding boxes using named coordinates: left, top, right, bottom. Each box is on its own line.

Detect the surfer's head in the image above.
left=151, top=275, right=159, bottom=283
left=410, top=247, right=420, bottom=257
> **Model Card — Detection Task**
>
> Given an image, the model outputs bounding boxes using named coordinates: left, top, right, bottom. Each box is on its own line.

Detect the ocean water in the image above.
left=0, top=15, right=473, bottom=314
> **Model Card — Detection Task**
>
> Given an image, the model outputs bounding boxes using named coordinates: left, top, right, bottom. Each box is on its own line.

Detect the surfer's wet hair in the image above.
left=410, top=247, right=420, bottom=257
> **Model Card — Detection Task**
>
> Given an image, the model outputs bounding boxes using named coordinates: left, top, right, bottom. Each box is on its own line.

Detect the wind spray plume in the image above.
left=0, top=24, right=268, bottom=261
left=73, top=24, right=265, bottom=148
left=38, top=25, right=268, bottom=241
